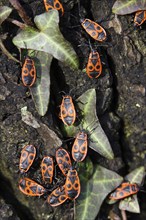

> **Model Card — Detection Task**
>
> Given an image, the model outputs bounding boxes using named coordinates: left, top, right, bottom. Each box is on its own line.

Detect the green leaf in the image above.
left=28, top=50, right=53, bottom=116
left=78, top=157, right=94, bottom=182
left=75, top=165, right=123, bottom=220
left=13, top=10, right=79, bottom=69
left=125, top=166, right=145, bottom=184
left=112, top=0, right=146, bottom=15
left=119, top=194, right=140, bottom=213
left=0, top=6, right=12, bottom=25
left=63, top=89, right=114, bottom=160
left=119, top=166, right=145, bottom=213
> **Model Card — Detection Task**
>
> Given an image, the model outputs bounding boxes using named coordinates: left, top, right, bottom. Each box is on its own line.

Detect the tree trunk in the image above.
left=0, top=0, right=146, bottom=219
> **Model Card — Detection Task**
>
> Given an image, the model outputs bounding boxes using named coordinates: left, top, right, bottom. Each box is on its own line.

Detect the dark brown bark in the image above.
left=0, top=0, right=146, bottom=219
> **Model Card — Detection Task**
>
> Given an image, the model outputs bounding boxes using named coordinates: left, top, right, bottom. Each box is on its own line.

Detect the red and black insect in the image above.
left=43, top=0, right=64, bottom=16
left=72, top=130, right=88, bottom=162
left=65, top=169, right=80, bottom=200
left=86, top=49, right=102, bottom=78
left=41, top=156, right=54, bottom=184
left=80, top=18, right=107, bottom=42
left=21, top=56, right=36, bottom=87
left=19, top=178, right=46, bottom=196
left=47, top=185, right=68, bottom=206
left=56, top=148, right=72, bottom=176
left=109, top=182, right=140, bottom=200
left=134, top=10, right=146, bottom=26
left=60, top=95, right=76, bottom=126
left=19, top=145, right=36, bottom=173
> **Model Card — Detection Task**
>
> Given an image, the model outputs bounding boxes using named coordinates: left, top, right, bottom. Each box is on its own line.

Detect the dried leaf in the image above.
left=21, top=106, right=40, bottom=128
left=21, top=106, right=62, bottom=155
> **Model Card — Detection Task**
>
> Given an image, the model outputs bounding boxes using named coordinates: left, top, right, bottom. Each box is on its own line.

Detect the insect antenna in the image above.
left=88, top=38, right=94, bottom=51
left=140, top=189, right=146, bottom=193
left=69, top=88, right=74, bottom=96
left=59, top=90, right=66, bottom=96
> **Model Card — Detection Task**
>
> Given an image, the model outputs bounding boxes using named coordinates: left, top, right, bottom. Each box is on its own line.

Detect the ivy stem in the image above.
left=0, top=37, right=20, bottom=63
left=121, top=210, right=127, bottom=220
left=7, top=18, right=27, bottom=29
left=9, top=0, right=34, bottom=27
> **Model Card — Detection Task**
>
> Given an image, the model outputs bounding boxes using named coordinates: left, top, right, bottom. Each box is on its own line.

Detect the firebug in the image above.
left=41, top=156, right=54, bottom=184
left=60, top=95, right=76, bottom=126
left=47, top=185, right=68, bottom=206
left=19, top=178, right=46, bottom=196
left=65, top=169, right=80, bottom=200
left=43, top=0, right=64, bottom=16
left=80, top=18, right=107, bottom=42
left=19, top=145, right=36, bottom=173
left=109, top=182, right=140, bottom=200
left=134, top=10, right=146, bottom=26
left=86, top=49, right=102, bottom=78
left=72, top=130, right=88, bottom=162
left=56, top=148, right=72, bottom=176
left=21, top=56, right=36, bottom=87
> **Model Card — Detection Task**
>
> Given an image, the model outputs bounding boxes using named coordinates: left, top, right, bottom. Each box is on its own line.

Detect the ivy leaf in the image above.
left=0, top=6, right=12, bottom=25
left=75, top=165, right=123, bottom=220
left=78, top=157, right=94, bottom=182
left=13, top=10, right=79, bottom=69
left=112, top=0, right=146, bottom=15
left=119, top=194, right=140, bottom=213
left=124, top=166, right=145, bottom=185
left=119, top=166, right=145, bottom=213
left=63, top=89, right=114, bottom=160
left=28, top=50, right=53, bottom=116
